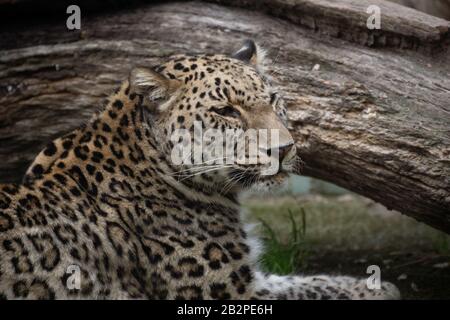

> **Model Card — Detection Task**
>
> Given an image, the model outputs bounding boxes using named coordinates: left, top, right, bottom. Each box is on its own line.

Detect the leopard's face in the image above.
left=130, top=41, right=301, bottom=193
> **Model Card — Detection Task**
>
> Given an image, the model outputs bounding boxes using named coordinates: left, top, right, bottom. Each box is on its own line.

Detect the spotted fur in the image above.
left=0, top=41, right=400, bottom=299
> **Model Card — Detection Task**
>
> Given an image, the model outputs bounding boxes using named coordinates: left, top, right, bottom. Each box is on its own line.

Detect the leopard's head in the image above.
left=129, top=40, right=301, bottom=193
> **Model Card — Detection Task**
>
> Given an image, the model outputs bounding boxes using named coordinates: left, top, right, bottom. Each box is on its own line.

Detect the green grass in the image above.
left=259, top=208, right=309, bottom=275
left=244, top=195, right=450, bottom=254
left=243, top=194, right=450, bottom=299
left=433, top=232, right=450, bottom=255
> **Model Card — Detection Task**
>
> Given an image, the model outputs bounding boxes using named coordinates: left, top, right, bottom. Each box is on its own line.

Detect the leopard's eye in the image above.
left=210, top=106, right=241, bottom=118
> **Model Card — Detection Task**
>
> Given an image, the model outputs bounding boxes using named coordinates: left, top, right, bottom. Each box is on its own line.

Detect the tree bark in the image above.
left=389, top=0, right=450, bottom=20
left=0, top=0, right=449, bottom=232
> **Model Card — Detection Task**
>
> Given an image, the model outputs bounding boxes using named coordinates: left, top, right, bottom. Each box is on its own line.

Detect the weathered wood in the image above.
left=0, top=1, right=449, bottom=232
left=207, top=0, right=450, bottom=49
left=390, top=0, right=450, bottom=20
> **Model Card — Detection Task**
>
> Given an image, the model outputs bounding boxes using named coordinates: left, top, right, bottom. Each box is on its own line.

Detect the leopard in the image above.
left=0, top=40, right=400, bottom=299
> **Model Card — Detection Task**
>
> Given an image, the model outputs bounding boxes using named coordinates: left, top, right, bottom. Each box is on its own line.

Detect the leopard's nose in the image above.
left=279, top=143, right=294, bottom=162
left=268, top=143, right=294, bottom=162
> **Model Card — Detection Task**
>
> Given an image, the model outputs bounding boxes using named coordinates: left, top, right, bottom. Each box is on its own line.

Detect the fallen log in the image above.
left=0, top=0, right=449, bottom=232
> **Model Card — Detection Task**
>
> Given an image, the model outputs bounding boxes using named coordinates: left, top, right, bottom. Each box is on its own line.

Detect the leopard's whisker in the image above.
left=168, top=164, right=227, bottom=176
left=176, top=165, right=233, bottom=181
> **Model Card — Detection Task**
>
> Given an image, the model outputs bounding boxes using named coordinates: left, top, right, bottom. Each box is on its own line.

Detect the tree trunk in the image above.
left=0, top=0, right=449, bottom=232
left=389, top=0, right=450, bottom=20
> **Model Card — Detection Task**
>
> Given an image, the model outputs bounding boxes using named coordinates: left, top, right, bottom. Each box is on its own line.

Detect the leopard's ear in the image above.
left=129, top=67, right=180, bottom=104
left=231, top=39, right=267, bottom=68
